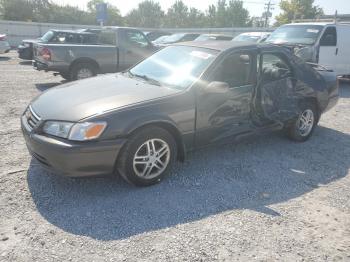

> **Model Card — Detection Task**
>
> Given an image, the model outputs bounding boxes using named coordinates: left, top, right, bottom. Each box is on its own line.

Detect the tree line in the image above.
left=0, top=0, right=323, bottom=28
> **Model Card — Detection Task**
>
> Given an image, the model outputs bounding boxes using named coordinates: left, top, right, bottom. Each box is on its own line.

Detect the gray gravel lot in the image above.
left=0, top=51, right=349, bottom=261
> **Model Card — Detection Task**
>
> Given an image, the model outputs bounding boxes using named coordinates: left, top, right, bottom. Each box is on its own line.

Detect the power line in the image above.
left=264, top=0, right=275, bottom=27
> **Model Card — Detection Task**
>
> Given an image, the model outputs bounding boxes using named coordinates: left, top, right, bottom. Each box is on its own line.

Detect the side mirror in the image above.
left=203, top=81, right=230, bottom=94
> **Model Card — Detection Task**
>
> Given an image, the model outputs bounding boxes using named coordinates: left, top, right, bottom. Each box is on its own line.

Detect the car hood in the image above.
left=31, top=74, right=182, bottom=122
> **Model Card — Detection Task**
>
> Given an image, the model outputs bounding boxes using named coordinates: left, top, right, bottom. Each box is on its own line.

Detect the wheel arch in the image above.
left=69, top=57, right=100, bottom=73
left=298, top=96, right=321, bottom=120
left=125, top=121, right=186, bottom=162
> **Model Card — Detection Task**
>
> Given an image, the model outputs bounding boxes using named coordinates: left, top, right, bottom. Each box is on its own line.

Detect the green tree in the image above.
left=226, top=0, right=250, bottom=27
left=126, top=1, right=164, bottom=28
left=165, top=0, right=189, bottom=28
left=0, top=0, right=34, bottom=21
left=275, top=0, right=324, bottom=25
left=206, top=4, right=217, bottom=27
left=187, top=7, right=206, bottom=27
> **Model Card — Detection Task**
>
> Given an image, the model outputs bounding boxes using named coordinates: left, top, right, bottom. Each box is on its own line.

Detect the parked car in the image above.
left=145, top=30, right=171, bottom=42
left=22, top=41, right=338, bottom=187
left=233, top=32, right=271, bottom=43
left=265, top=22, right=350, bottom=76
left=33, top=27, right=158, bottom=80
left=152, top=35, right=171, bottom=45
left=0, top=34, right=11, bottom=54
left=153, top=33, right=200, bottom=46
left=18, top=29, right=99, bottom=60
left=194, top=34, right=233, bottom=41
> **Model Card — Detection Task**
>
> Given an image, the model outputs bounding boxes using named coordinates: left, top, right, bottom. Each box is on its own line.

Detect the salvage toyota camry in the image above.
left=21, top=42, right=339, bottom=186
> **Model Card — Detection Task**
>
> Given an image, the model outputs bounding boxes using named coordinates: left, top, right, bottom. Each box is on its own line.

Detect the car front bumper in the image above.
left=0, top=41, right=10, bottom=54
left=21, top=115, right=127, bottom=177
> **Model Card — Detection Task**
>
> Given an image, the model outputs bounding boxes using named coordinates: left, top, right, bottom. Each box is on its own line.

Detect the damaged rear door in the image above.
left=252, top=51, right=299, bottom=126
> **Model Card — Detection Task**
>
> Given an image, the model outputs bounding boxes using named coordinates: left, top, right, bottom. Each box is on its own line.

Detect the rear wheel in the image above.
left=117, top=127, right=177, bottom=187
left=287, top=103, right=318, bottom=142
left=70, top=63, right=96, bottom=81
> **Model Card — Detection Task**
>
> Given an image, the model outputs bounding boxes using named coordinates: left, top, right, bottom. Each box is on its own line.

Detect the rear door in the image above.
left=253, top=52, right=299, bottom=125
left=318, top=26, right=338, bottom=73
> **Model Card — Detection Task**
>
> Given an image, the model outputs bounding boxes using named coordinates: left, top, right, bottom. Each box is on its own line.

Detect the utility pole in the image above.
left=264, top=1, right=275, bottom=28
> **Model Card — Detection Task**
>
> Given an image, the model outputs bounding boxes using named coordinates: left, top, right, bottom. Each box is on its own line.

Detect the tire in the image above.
left=286, top=102, right=318, bottom=142
left=117, top=126, right=177, bottom=187
left=70, top=63, right=96, bottom=81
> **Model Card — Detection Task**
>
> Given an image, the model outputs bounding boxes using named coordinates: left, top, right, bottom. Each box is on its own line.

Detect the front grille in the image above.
left=25, top=106, right=41, bottom=130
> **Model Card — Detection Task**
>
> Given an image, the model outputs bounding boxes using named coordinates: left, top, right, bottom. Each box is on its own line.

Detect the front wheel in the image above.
left=286, top=103, right=318, bottom=142
left=117, top=127, right=177, bottom=187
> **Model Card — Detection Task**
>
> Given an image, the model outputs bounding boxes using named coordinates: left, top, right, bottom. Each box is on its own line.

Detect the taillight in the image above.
left=40, top=47, right=51, bottom=61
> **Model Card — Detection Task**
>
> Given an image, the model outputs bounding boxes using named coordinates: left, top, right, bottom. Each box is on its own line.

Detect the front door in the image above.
left=195, top=50, right=257, bottom=147
left=119, top=30, right=154, bottom=71
left=318, top=26, right=338, bottom=74
left=252, top=52, right=299, bottom=126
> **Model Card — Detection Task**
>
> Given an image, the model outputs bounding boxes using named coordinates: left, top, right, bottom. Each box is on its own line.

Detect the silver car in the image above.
left=0, top=34, right=10, bottom=54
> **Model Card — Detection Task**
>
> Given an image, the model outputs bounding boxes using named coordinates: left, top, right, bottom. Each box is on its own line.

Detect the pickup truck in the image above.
left=18, top=29, right=100, bottom=60
left=33, top=27, right=158, bottom=80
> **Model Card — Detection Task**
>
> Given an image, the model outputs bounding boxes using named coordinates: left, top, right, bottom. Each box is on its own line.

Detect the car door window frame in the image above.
left=259, top=52, right=294, bottom=83
left=206, top=49, right=257, bottom=89
left=320, top=26, right=337, bottom=47
left=123, top=30, right=151, bottom=49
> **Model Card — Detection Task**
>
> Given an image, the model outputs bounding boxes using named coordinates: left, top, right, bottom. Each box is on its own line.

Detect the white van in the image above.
left=266, top=22, right=350, bottom=76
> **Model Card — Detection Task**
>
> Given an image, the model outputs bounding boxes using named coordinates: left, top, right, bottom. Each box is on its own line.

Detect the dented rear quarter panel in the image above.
left=291, top=54, right=338, bottom=113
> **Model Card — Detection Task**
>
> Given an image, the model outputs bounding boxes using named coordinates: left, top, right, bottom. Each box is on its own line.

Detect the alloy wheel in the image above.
left=297, top=109, right=314, bottom=137
left=76, top=68, right=93, bottom=79
left=133, top=138, right=171, bottom=179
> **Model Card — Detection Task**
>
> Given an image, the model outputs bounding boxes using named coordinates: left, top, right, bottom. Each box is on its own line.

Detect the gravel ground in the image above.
left=0, top=51, right=349, bottom=261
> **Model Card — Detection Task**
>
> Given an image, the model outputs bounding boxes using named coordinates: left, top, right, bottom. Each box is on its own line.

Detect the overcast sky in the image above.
left=53, top=0, right=349, bottom=19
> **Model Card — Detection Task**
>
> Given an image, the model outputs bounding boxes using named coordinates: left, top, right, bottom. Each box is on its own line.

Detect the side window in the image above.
left=125, top=31, right=149, bottom=48
left=182, top=34, right=198, bottom=41
left=98, top=31, right=116, bottom=45
left=261, top=53, right=292, bottom=82
left=82, top=34, right=98, bottom=44
left=51, top=32, right=67, bottom=43
left=212, top=52, right=253, bottom=87
left=320, top=27, right=337, bottom=46
left=65, top=33, right=79, bottom=44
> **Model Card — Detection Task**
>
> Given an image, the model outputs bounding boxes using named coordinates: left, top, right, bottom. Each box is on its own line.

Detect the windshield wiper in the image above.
left=128, top=71, right=162, bottom=86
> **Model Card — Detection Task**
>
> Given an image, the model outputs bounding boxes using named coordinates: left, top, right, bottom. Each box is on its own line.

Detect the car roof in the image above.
left=238, top=32, right=271, bottom=37
left=174, top=41, right=259, bottom=51
left=50, top=29, right=95, bottom=35
left=284, top=22, right=331, bottom=26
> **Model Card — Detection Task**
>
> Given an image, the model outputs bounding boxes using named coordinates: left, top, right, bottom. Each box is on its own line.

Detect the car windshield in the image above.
left=194, top=35, right=212, bottom=41
left=266, top=25, right=323, bottom=45
left=129, top=46, right=218, bottom=90
left=153, top=35, right=169, bottom=44
left=40, top=30, right=55, bottom=42
left=160, top=33, right=185, bottom=43
left=233, top=34, right=261, bottom=42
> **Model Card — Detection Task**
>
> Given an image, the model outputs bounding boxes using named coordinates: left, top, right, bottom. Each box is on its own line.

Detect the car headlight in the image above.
left=69, top=122, right=107, bottom=141
left=42, top=121, right=107, bottom=141
left=42, top=121, right=73, bottom=139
